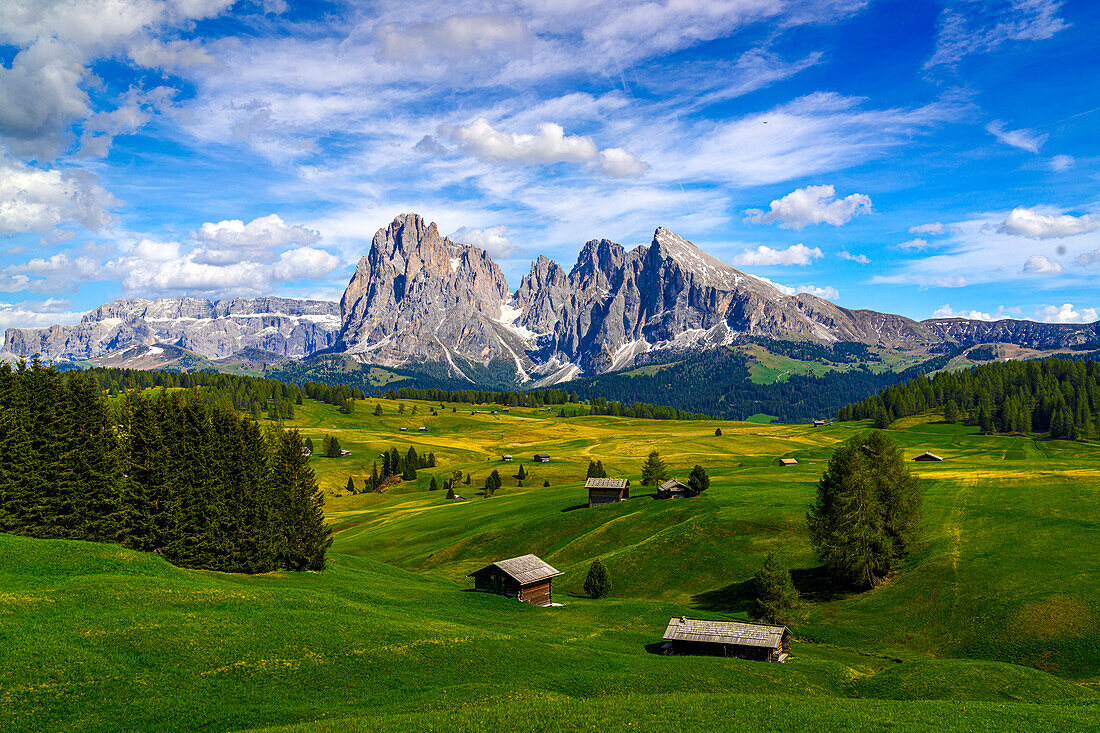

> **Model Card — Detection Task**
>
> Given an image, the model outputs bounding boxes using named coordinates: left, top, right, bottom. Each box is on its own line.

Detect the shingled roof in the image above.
left=585, top=478, right=628, bottom=489
left=469, top=554, right=562, bottom=585
left=659, top=478, right=688, bottom=491
left=662, top=617, right=788, bottom=648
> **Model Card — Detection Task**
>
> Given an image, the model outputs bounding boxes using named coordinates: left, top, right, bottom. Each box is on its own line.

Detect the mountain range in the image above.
left=5, top=213, right=1098, bottom=385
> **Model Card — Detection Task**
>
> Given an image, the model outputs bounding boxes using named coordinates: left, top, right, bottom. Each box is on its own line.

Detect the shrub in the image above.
left=583, top=559, right=612, bottom=598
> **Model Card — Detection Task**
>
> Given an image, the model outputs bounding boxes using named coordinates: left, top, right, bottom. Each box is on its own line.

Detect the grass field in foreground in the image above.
left=2, top=398, right=1098, bottom=731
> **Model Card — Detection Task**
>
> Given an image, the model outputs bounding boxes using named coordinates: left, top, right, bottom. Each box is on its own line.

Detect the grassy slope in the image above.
left=3, top=399, right=1099, bottom=731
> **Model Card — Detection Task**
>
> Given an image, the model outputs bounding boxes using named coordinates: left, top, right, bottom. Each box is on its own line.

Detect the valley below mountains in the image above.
left=5, top=213, right=1098, bottom=389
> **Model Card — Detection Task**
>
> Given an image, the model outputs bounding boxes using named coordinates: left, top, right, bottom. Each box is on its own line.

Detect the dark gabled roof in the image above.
left=659, top=478, right=688, bottom=491
left=913, top=452, right=944, bottom=461
left=586, top=477, right=628, bottom=490
left=468, top=554, right=562, bottom=585
left=663, top=617, right=788, bottom=648
left=534, top=453, right=550, bottom=459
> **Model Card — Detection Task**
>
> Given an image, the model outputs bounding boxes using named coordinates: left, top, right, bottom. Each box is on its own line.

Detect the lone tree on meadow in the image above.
left=322, top=435, right=341, bottom=458
left=640, top=450, right=668, bottom=485
left=517, top=464, right=528, bottom=480
left=583, top=559, right=612, bottom=598
left=807, top=430, right=923, bottom=589
left=345, top=476, right=356, bottom=494
left=750, top=553, right=800, bottom=625
left=446, top=484, right=456, bottom=499
left=484, top=469, right=502, bottom=497
left=429, top=475, right=439, bottom=491
left=714, top=427, right=722, bottom=436
left=687, top=465, right=710, bottom=496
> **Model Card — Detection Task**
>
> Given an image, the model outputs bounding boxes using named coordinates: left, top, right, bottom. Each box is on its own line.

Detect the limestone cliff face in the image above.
left=4, top=297, right=340, bottom=361
left=335, top=213, right=515, bottom=379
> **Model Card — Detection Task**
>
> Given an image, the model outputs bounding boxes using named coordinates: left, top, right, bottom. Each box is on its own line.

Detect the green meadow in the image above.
left=2, top=397, right=1099, bottom=731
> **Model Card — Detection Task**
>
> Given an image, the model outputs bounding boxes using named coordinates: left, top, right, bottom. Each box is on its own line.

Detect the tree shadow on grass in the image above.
left=561, top=503, right=589, bottom=512
left=691, top=578, right=755, bottom=613
left=692, top=566, right=853, bottom=613
left=789, top=566, right=854, bottom=602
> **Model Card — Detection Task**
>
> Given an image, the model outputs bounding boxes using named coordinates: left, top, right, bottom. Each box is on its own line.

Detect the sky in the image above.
left=1, top=0, right=1098, bottom=333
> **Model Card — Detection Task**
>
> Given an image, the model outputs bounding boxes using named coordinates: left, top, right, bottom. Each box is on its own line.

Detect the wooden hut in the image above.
left=657, top=478, right=689, bottom=499
left=587, top=477, right=630, bottom=507
left=534, top=454, right=551, bottom=463
left=661, top=617, right=790, bottom=662
left=913, top=452, right=944, bottom=461
left=467, top=554, right=561, bottom=606
left=779, top=458, right=797, bottom=467
left=502, top=454, right=513, bottom=462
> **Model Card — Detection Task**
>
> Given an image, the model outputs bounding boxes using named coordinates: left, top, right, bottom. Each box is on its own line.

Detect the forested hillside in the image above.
left=0, top=360, right=331, bottom=572
left=841, top=356, right=1100, bottom=439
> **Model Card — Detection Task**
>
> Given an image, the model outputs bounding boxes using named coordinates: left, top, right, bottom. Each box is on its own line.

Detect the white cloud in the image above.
left=197, top=213, right=320, bottom=248
left=986, top=120, right=1047, bottom=153
left=374, top=14, right=531, bottom=65
left=1075, top=247, right=1100, bottom=267
left=0, top=154, right=114, bottom=234
left=897, top=237, right=936, bottom=250
left=450, top=225, right=518, bottom=258
left=751, top=274, right=839, bottom=300
left=997, top=207, right=1100, bottom=239
left=1021, top=255, right=1063, bottom=274
left=596, top=148, right=649, bottom=178
left=744, top=184, right=872, bottom=230
left=838, top=250, right=870, bottom=264
left=731, top=243, right=823, bottom=266
left=1049, top=154, right=1074, bottom=171
left=1035, top=303, right=1098, bottom=324
left=3, top=252, right=102, bottom=291
left=441, top=118, right=597, bottom=164
left=933, top=304, right=992, bottom=320
left=909, top=222, right=945, bottom=235
left=926, top=0, right=1068, bottom=69
left=273, top=247, right=342, bottom=281
left=0, top=300, right=84, bottom=334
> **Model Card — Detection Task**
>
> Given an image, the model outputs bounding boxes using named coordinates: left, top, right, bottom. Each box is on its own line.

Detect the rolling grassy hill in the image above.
left=2, top=397, right=1098, bottom=731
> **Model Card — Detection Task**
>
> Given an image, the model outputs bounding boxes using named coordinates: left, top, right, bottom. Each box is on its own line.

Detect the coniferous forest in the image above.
left=0, top=360, right=331, bottom=573
left=840, top=356, right=1100, bottom=439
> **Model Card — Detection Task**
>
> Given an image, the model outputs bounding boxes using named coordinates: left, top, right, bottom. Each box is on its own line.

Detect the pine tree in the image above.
left=484, top=469, right=501, bottom=497
left=429, top=475, right=439, bottom=491
left=640, top=450, right=668, bottom=485
left=272, top=429, right=332, bottom=571
left=428, top=452, right=436, bottom=467
left=373, top=403, right=383, bottom=416
left=943, top=399, right=959, bottom=424
left=517, top=464, right=527, bottom=480
left=305, top=437, right=314, bottom=453
left=583, top=559, right=612, bottom=598
left=687, top=465, right=709, bottom=496
left=345, top=476, right=356, bottom=494
left=446, top=484, right=456, bottom=499
left=750, top=553, right=800, bottom=625
left=543, top=479, right=550, bottom=487
left=371, top=462, right=380, bottom=491
left=715, top=427, right=722, bottom=436
left=326, top=435, right=342, bottom=457
left=586, top=460, right=599, bottom=478
left=595, top=460, right=606, bottom=478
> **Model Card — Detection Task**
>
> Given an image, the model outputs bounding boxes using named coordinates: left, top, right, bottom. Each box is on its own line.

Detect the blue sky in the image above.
left=1, top=0, right=1097, bottom=332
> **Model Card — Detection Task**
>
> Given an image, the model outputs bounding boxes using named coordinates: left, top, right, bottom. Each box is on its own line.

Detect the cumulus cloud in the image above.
left=744, top=184, right=872, bottom=230
left=273, top=247, right=342, bottom=280
left=896, top=237, right=936, bottom=250
left=751, top=274, right=839, bottom=300
left=731, top=243, right=823, bottom=266
left=0, top=299, right=84, bottom=332
left=0, top=155, right=114, bottom=234
left=595, top=148, right=649, bottom=178
left=3, top=252, right=102, bottom=291
left=439, top=118, right=648, bottom=177
left=450, top=225, right=518, bottom=258
left=909, top=222, right=945, bottom=235
left=931, top=304, right=1020, bottom=321
left=1075, top=247, right=1100, bottom=267
left=375, top=14, right=531, bottom=65
left=838, top=250, right=870, bottom=264
left=997, top=207, right=1100, bottom=239
left=986, top=120, right=1047, bottom=153
left=926, top=0, right=1068, bottom=69
left=1035, top=303, right=1099, bottom=324
left=197, top=213, right=320, bottom=249
left=1021, top=255, right=1063, bottom=274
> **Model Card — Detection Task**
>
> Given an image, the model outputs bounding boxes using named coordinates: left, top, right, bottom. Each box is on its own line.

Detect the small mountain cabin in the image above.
left=418, top=426, right=429, bottom=432
left=813, top=419, right=829, bottom=427
left=661, top=617, right=790, bottom=662
left=502, top=454, right=513, bottom=462
left=534, top=454, right=551, bottom=462
left=779, top=458, right=798, bottom=467
left=587, top=477, right=630, bottom=507
left=467, top=554, right=562, bottom=606
left=657, top=478, right=689, bottom=499
left=913, top=452, right=944, bottom=461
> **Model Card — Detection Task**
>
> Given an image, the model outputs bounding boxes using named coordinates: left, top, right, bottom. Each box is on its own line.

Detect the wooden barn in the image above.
left=657, top=478, right=689, bottom=499
left=467, top=554, right=561, bottom=606
left=779, top=458, right=798, bottom=467
left=661, top=617, right=790, bottom=662
left=534, top=454, right=551, bottom=463
left=502, top=454, right=513, bottom=462
left=587, top=477, right=630, bottom=507
left=913, top=452, right=944, bottom=461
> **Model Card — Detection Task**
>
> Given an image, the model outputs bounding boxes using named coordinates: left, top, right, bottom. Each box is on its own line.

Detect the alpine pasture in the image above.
left=2, top=396, right=1098, bottom=731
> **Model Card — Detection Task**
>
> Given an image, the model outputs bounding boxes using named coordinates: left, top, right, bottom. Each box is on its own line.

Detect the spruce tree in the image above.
left=272, top=429, right=332, bottom=571
left=326, top=435, right=341, bottom=458
left=687, top=465, right=709, bottom=496
left=583, top=559, right=612, bottom=598
left=640, top=451, right=668, bottom=485
left=715, top=427, right=722, bottom=436
left=345, top=476, right=356, bottom=494
left=446, top=484, right=456, bottom=499
left=750, top=553, right=800, bottom=625
left=429, top=475, right=439, bottom=491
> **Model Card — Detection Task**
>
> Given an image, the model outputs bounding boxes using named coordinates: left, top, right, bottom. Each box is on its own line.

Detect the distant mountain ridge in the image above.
left=4, top=214, right=1098, bottom=380
left=4, top=297, right=341, bottom=362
